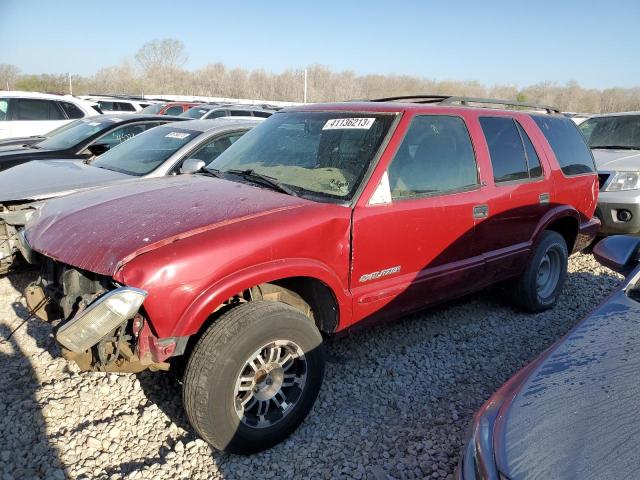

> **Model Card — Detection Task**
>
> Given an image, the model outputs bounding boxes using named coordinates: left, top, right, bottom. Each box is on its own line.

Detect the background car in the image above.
left=138, top=101, right=202, bottom=116
left=79, top=95, right=158, bottom=113
left=458, top=235, right=640, bottom=480
left=0, top=114, right=185, bottom=172
left=0, top=91, right=101, bottom=139
left=579, top=112, right=640, bottom=235
left=0, top=117, right=261, bottom=273
left=180, top=104, right=275, bottom=120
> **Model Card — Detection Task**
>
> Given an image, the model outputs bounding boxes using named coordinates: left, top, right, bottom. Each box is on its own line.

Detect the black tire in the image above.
left=513, top=230, right=568, bottom=312
left=183, top=301, right=325, bottom=454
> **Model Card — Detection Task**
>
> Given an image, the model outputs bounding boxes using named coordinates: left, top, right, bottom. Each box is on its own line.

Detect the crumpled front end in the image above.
left=0, top=201, right=40, bottom=274
left=26, top=252, right=187, bottom=373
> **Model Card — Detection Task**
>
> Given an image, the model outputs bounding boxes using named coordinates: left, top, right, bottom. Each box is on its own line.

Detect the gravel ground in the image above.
left=0, top=254, right=622, bottom=480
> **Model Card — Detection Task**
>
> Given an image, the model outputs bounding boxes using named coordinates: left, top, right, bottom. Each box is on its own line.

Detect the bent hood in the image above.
left=0, top=160, right=130, bottom=203
left=26, top=175, right=310, bottom=276
left=593, top=148, right=640, bottom=171
left=495, top=288, right=640, bottom=479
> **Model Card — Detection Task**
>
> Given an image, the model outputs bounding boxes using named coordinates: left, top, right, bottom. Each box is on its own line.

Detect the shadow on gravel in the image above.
left=0, top=273, right=65, bottom=479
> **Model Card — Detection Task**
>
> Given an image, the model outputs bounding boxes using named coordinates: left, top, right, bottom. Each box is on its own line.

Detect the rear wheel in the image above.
left=183, top=301, right=325, bottom=454
left=513, top=230, right=568, bottom=312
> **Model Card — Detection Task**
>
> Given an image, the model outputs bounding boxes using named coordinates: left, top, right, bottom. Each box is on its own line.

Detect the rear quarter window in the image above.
left=531, top=115, right=595, bottom=176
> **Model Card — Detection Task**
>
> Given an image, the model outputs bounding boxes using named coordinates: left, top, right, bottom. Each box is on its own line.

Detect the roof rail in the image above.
left=369, top=94, right=560, bottom=114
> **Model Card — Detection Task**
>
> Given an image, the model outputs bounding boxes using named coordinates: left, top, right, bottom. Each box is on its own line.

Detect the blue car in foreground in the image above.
left=459, top=235, right=640, bottom=480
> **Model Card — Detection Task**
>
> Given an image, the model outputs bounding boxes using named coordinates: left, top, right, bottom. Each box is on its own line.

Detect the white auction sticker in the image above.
left=165, top=132, right=191, bottom=139
left=323, top=118, right=375, bottom=130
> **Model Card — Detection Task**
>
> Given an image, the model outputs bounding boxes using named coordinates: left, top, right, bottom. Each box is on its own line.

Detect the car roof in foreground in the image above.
left=170, top=117, right=262, bottom=133
left=84, top=114, right=186, bottom=123
left=282, top=101, right=562, bottom=117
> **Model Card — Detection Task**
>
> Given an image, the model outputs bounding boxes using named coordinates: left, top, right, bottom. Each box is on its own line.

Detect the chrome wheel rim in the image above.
left=536, top=248, right=562, bottom=299
left=233, top=340, right=307, bottom=428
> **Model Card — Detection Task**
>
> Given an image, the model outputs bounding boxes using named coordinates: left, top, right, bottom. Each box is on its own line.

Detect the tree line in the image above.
left=1, top=38, right=639, bottom=113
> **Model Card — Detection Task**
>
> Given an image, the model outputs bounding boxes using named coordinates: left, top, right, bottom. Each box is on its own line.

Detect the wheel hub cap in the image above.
left=234, top=340, right=307, bottom=428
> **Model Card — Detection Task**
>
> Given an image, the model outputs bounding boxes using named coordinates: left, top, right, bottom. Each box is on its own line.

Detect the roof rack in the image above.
left=369, top=95, right=560, bottom=114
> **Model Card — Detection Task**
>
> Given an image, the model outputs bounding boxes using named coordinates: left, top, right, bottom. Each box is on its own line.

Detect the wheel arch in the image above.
left=533, top=206, right=580, bottom=253
left=172, top=259, right=351, bottom=338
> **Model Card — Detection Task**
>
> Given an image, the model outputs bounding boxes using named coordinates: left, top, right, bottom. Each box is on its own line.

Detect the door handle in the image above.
left=473, top=204, right=489, bottom=219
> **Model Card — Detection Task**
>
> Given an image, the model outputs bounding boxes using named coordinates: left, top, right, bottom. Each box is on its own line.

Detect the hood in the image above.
left=0, top=160, right=131, bottom=203
left=495, top=288, right=640, bottom=479
left=0, top=136, right=45, bottom=148
left=26, top=175, right=310, bottom=276
left=592, top=148, right=640, bottom=171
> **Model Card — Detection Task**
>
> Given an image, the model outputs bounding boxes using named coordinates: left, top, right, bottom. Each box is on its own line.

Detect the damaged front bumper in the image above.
left=28, top=258, right=188, bottom=373
left=0, top=202, right=40, bottom=274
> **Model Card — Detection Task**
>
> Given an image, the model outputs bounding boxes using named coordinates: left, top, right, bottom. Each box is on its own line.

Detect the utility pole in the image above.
left=303, top=68, right=308, bottom=104
left=68, top=73, right=73, bottom=95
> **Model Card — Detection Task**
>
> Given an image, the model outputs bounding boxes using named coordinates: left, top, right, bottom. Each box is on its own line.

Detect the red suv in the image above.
left=22, top=96, right=599, bottom=454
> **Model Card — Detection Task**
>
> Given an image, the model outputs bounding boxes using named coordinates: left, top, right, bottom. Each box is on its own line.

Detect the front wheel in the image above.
left=512, top=230, right=568, bottom=312
left=183, top=301, right=325, bottom=454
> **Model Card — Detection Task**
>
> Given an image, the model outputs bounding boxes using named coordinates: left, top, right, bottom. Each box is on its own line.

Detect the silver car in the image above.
left=579, top=112, right=640, bottom=235
left=0, top=118, right=261, bottom=273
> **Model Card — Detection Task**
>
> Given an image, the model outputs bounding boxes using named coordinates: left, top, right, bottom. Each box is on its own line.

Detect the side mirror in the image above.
left=593, top=235, right=640, bottom=275
left=180, top=158, right=206, bottom=174
left=87, top=143, right=110, bottom=156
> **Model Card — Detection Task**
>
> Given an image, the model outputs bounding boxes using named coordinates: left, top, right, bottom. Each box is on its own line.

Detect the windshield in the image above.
left=92, top=126, right=198, bottom=176
left=209, top=111, right=395, bottom=200
left=579, top=115, right=640, bottom=149
left=36, top=118, right=121, bottom=150
left=180, top=107, right=209, bottom=119
left=138, top=103, right=164, bottom=114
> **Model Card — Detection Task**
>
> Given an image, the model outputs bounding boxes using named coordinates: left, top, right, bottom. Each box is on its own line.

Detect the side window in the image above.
left=0, top=99, right=7, bottom=121
left=116, top=102, right=136, bottom=112
left=59, top=101, right=84, bottom=119
left=95, top=123, right=158, bottom=147
left=532, top=115, right=595, bottom=175
left=253, top=111, right=272, bottom=118
left=98, top=101, right=114, bottom=111
left=185, top=132, right=245, bottom=166
left=479, top=117, right=530, bottom=183
left=388, top=115, right=478, bottom=199
left=516, top=122, right=542, bottom=178
left=14, top=99, right=64, bottom=121
left=230, top=110, right=251, bottom=116
left=164, top=106, right=184, bottom=116
left=208, top=110, right=227, bottom=119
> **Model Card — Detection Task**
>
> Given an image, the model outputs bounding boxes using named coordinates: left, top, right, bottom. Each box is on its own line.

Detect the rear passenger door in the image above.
left=9, top=98, right=69, bottom=137
left=350, top=114, right=487, bottom=323
left=473, top=116, right=550, bottom=281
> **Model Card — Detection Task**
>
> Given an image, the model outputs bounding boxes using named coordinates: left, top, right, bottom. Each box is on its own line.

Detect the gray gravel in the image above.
left=0, top=254, right=622, bottom=480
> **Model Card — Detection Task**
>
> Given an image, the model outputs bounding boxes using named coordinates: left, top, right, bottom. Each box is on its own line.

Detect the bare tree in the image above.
left=135, top=39, right=188, bottom=74
left=0, top=64, right=20, bottom=90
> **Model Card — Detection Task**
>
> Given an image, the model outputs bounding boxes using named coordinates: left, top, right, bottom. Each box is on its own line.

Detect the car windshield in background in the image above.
left=579, top=115, right=640, bottom=150
left=36, top=118, right=119, bottom=150
left=138, top=104, right=164, bottom=114
left=209, top=111, right=395, bottom=200
left=91, top=126, right=198, bottom=176
left=180, top=107, right=209, bottom=119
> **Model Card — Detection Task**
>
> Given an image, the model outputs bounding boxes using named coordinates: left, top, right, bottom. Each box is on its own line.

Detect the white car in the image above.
left=0, top=91, right=101, bottom=140
left=79, top=95, right=157, bottom=114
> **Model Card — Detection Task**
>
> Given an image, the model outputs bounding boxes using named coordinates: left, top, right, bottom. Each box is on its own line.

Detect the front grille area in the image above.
left=598, top=173, right=610, bottom=190
left=39, top=257, right=113, bottom=320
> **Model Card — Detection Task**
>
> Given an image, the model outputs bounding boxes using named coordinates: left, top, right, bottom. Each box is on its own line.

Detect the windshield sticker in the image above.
left=323, top=118, right=375, bottom=130
left=165, top=132, right=191, bottom=140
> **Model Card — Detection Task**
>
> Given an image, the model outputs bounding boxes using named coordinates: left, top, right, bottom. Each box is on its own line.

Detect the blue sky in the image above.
left=1, top=0, right=639, bottom=89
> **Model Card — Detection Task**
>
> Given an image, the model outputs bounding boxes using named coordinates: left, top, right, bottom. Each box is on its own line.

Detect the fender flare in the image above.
left=531, top=205, right=581, bottom=249
left=172, top=258, right=352, bottom=337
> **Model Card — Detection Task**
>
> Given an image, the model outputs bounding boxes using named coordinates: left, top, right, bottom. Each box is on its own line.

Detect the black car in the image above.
left=0, top=114, right=186, bottom=172
left=459, top=235, right=640, bottom=480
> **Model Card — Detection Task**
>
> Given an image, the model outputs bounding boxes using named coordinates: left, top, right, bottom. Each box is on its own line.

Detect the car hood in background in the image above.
left=0, top=160, right=131, bottom=203
left=593, top=148, right=640, bottom=171
left=0, top=136, right=45, bottom=148
left=26, top=175, right=311, bottom=276
left=494, top=288, right=640, bottom=479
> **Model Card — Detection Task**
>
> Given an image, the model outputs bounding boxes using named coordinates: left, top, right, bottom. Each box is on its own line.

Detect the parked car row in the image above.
left=4, top=93, right=640, bottom=469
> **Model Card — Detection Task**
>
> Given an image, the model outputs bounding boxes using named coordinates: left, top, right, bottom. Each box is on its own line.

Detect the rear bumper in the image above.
left=574, top=216, right=601, bottom=252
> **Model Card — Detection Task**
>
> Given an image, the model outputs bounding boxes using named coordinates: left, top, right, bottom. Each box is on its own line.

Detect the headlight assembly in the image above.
left=56, top=287, right=147, bottom=352
left=605, top=171, right=640, bottom=191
